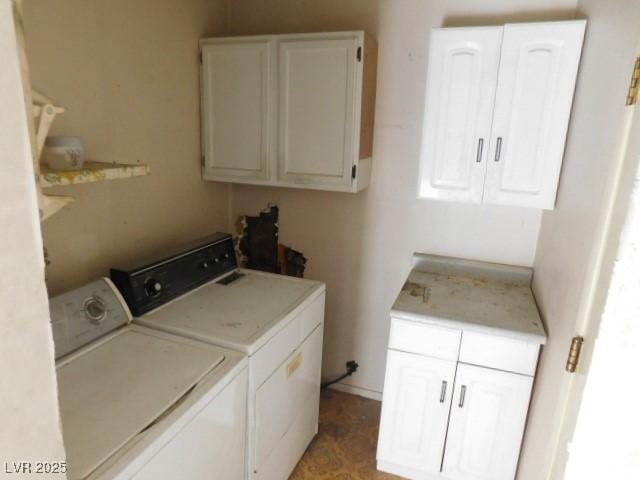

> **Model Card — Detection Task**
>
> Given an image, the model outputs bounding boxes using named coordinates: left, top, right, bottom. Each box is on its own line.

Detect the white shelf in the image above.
left=39, top=162, right=150, bottom=188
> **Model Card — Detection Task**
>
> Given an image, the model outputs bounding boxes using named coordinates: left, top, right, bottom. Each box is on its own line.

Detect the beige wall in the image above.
left=527, top=1, right=640, bottom=479
left=227, top=0, right=576, bottom=403
left=23, top=0, right=230, bottom=296
left=0, top=1, right=65, bottom=476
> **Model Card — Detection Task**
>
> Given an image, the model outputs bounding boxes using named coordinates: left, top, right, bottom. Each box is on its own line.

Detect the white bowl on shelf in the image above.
left=42, top=136, right=85, bottom=170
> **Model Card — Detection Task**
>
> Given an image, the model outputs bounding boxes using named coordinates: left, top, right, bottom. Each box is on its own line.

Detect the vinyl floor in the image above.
left=289, top=389, right=402, bottom=480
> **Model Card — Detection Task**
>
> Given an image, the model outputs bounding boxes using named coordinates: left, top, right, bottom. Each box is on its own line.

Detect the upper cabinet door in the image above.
left=442, top=364, right=533, bottom=480
left=201, top=39, right=273, bottom=181
left=377, top=350, right=457, bottom=475
left=484, top=21, right=586, bottom=209
left=419, top=27, right=503, bottom=203
left=278, top=34, right=361, bottom=188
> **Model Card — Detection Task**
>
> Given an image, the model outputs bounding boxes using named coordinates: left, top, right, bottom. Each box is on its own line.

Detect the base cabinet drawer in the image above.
left=459, top=330, right=540, bottom=376
left=389, top=317, right=461, bottom=361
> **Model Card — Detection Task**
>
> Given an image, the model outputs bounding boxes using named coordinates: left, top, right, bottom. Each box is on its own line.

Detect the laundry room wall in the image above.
left=227, top=0, right=576, bottom=396
left=23, top=0, right=231, bottom=296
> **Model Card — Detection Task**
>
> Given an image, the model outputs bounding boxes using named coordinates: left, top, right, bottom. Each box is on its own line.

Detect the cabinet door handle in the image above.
left=494, top=137, right=503, bottom=162
left=458, top=385, right=467, bottom=408
left=439, top=380, right=448, bottom=403
left=475, top=138, right=484, bottom=163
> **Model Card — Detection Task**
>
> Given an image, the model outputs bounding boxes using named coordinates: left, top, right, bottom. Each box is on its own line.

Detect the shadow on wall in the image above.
left=443, top=9, right=577, bottom=27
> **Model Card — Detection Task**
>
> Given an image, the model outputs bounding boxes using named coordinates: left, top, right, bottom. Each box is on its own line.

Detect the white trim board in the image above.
left=328, top=382, right=382, bottom=401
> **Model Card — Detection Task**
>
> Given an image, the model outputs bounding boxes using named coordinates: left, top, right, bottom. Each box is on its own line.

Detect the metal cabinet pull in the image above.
left=458, top=385, right=467, bottom=408
left=494, top=137, right=503, bottom=162
left=475, top=138, right=484, bottom=163
left=439, top=380, right=448, bottom=403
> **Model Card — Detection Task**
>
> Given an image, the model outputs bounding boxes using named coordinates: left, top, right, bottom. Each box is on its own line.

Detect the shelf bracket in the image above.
left=41, top=194, right=75, bottom=222
left=34, top=103, right=59, bottom=160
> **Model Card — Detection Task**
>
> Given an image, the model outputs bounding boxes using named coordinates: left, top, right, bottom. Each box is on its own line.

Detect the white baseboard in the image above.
left=328, top=382, right=382, bottom=401
left=377, top=460, right=442, bottom=480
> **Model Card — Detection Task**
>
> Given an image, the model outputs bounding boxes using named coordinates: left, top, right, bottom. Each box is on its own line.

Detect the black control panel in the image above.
left=110, top=232, right=237, bottom=316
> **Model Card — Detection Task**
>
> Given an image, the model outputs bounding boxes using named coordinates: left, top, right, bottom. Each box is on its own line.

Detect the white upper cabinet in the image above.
left=419, top=21, right=586, bottom=209
left=200, top=39, right=273, bottom=181
left=441, top=364, right=534, bottom=480
left=200, top=32, right=377, bottom=193
left=419, top=27, right=502, bottom=204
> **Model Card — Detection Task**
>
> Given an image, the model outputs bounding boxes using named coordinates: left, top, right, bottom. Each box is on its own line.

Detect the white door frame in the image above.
left=563, top=94, right=640, bottom=478
left=0, top=0, right=66, bottom=470
left=550, top=63, right=640, bottom=478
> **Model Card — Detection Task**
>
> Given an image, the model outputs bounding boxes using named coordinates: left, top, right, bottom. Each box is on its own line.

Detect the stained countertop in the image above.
left=391, top=256, right=547, bottom=344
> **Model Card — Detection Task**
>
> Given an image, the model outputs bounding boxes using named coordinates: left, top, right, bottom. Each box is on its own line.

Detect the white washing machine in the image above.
left=110, top=233, right=326, bottom=480
left=50, top=278, right=248, bottom=480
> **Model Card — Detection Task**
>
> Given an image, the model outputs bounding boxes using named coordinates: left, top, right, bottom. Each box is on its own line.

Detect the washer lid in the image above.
left=136, top=270, right=324, bottom=354
left=57, top=326, right=225, bottom=480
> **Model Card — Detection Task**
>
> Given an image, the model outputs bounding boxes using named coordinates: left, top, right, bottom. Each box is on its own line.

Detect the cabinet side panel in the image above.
left=359, top=32, right=378, bottom=161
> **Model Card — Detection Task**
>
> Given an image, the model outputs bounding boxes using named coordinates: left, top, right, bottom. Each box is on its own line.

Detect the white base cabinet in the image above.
left=200, top=31, right=377, bottom=193
left=419, top=20, right=586, bottom=209
left=377, top=319, right=540, bottom=480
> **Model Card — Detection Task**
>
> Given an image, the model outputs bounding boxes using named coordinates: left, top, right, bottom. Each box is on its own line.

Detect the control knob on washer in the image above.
left=144, top=278, right=162, bottom=298
left=84, top=296, right=107, bottom=325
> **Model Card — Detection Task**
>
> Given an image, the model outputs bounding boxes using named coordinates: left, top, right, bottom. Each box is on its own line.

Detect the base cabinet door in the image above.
left=377, top=350, right=456, bottom=475
left=442, top=364, right=533, bottom=480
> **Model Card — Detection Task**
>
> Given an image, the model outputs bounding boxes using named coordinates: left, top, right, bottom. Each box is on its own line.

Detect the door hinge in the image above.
left=351, top=165, right=357, bottom=180
left=565, top=336, right=584, bottom=373
left=199, top=51, right=203, bottom=64
left=357, top=46, right=362, bottom=62
left=626, top=57, right=640, bottom=105
left=201, top=155, right=205, bottom=168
